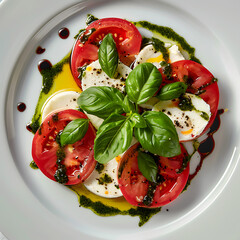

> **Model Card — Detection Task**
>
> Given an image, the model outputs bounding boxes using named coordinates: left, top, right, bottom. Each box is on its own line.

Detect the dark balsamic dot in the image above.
left=58, top=27, right=70, bottom=39
left=17, top=102, right=26, bottom=112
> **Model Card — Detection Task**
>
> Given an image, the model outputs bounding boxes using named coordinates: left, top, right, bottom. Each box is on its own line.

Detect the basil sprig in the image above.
left=134, top=111, right=181, bottom=157
left=137, top=150, right=158, bottom=182
left=157, top=82, right=187, bottom=100
left=60, top=118, right=89, bottom=146
left=98, top=33, right=119, bottom=78
left=77, top=86, right=124, bottom=119
left=126, top=62, right=162, bottom=104
left=94, top=114, right=133, bottom=164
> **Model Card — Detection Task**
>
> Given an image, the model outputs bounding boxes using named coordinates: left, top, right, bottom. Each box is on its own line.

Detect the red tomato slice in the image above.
left=71, top=17, right=142, bottom=88
left=32, top=109, right=96, bottom=185
left=161, top=60, right=219, bottom=138
left=118, top=143, right=189, bottom=208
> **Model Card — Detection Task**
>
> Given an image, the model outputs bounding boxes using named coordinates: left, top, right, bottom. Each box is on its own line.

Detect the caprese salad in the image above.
left=30, top=15, right=220, bottom=225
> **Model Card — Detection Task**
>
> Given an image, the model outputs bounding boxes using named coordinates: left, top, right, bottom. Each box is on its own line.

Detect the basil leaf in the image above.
left=60, top=118, right=89, bottom=146
left=126, top=63, right=162, bottom=104
left=157, top=82, right=187, bottom=100
left=134, top=111, right=181, bottom=157
left=137, top=151, right=158, bottom=183
left=130, top=113, right=147, bottom=128
left=98, top=33, right=119, bottom=78
left=77, top=86, right=124, bottom=119
left=123, top=95, right=136, bottom=113
left=94, top=114, right=133, bottom=164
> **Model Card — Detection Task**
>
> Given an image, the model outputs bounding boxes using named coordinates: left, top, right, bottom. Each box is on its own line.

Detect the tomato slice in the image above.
left=32, top=109, right=96, bottom=185
left=71, top=17, right=142, bottom=88
left=118, top=143, right=189, bottom=208
left=161, top=60, right=219, bottom=138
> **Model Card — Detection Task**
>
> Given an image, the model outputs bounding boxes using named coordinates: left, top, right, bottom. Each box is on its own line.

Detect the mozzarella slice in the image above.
left=134, top=44, right=184, bottom=69
left=41, top=91, right=81, bottom=120
left=81, top=60, right=131, bottom=92
left=168, top=45, right=185, bottom=63
left=152, top=93, right=211, bottom=141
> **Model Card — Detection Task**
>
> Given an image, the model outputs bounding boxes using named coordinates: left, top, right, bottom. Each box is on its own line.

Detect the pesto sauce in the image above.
left=68, top=186, right=161, bottom=227
left=29, top=160, right=38, bottom=169
left=141, top=37, right=169, bottom=62
left=30, top=55, right=70, bottom=134
left=95, top=162, right=104, bottom=174
left=134, top=21, right=201, bottom=64
left=86, top=14, right=99, bottom=25
left=178, top=95, right=210, bottom=121
left=41, top=57, right=69, bottom=94
left=55, top=147, right=69, bottom=184
left=97, top=173, right=113, bottom=185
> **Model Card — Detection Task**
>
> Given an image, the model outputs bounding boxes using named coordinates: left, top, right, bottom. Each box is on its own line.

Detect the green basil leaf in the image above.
left=94, top=114, right=133, bottom=164
left=134, top=111, right=181, bottom=157
left=137, top=151, right=158, bottom=183
left=77, top=86, right=124, bottom=119
left=60, top=118, right=89, bottom=146
left=122, top=95, right=136, bottom=114
left=98, top=33, right=119, bottom=78
left=157, top=82, right=187, bottom=100
left=130, top=113, right=147, bottom=128
left=126, top=62, right=162, bottom=104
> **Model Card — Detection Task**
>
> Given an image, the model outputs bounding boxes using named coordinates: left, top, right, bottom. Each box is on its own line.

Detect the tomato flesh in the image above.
left=118, top=143, right=189, bottom=208
left=32, top=109, right=96, bottom=185
left=160, top=60, right=219, bottom=139
left=70, top=18, right=142, bottom=88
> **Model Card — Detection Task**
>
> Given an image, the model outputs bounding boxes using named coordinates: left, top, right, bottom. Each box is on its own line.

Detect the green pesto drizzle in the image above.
left=30, top=55, right=70, bottom=134
left=141, top=37, right=169, bottom=62
left=97, top=173, right=113, bottom=185
left=42, top=57, right=69, bottom=94
left=68, top=186, right=161, bottom=227
left=74, top=28, right=85, bottom=39
left=95, top=162, right=104, bottom=174
left=133, top=21, right=201, bottom=64
left=178, top=94, right=210, bottom=121
left=86, top=14, right=99, bottom=25
left=55, top=148, right=68, bottom=184
left=29, top=160, right=38, bottom=169
left=160, top=61, right=172, bottom=79
left=182, top=179, right=191, bottom=193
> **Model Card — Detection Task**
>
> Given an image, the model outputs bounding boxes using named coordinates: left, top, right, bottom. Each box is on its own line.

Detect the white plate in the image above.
left=1, top=0, right=240, bottom=239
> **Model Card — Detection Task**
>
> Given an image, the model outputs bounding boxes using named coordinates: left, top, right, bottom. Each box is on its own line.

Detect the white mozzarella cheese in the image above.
left=81, top=60, right=131, bottom=92
left=41, top=91, right=81, bottom=120
left=168, top=45, right=185, bottom=63
left=134, top=44, right=185, bottom=69
left=139, top=97, right=160, bottom=110
left=152, top=93, right=211, bottom=141
left=85, top=113, right=103, bottom=130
